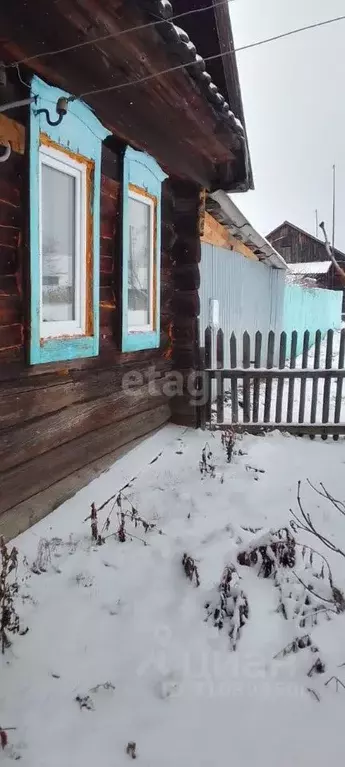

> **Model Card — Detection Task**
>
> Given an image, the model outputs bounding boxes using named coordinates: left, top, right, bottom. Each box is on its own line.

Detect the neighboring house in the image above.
left=0, top=0, right=251, bottom=537
left=267, top=221, right=345, bottom=311
left=199, top=192, right=287, bottom=365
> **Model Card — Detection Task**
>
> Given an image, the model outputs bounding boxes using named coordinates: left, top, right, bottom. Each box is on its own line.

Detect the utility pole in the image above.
left=332, top=164, right=336, bottom=252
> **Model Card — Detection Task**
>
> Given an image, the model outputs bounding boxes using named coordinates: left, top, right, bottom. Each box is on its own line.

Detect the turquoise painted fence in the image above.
left=283, top=284, right=342, bottom=356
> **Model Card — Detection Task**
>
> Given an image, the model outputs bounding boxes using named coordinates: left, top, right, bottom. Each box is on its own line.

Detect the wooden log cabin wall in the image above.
left=0, top=0, right=250, bottom=538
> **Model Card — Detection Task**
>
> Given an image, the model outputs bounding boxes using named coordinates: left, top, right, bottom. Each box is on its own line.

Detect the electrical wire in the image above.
left=3, top=0, right=232, bottom=69
left=74, top=14, right=345, bottom=100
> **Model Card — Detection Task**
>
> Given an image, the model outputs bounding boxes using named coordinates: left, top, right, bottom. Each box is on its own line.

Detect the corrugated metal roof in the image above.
left=288, top=261, right=331, bottom=275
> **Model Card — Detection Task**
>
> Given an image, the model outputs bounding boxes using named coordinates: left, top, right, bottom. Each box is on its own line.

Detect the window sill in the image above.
left=122, top=330, right=160, bottom=352
left=31, top=335, right=98, bottom=364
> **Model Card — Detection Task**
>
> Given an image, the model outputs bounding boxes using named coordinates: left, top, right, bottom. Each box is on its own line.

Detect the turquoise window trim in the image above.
left=29, top=75, right=111, bottom=365
left=122, top=146, right=168, bottom=352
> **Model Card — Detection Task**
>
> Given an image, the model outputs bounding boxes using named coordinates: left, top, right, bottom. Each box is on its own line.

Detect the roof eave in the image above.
left=138, top=0, right=251, bottom=192
left=209, top=190, right=287, bottom=269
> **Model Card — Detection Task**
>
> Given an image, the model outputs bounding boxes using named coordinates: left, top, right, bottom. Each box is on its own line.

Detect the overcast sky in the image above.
left=230, top=0, right=345, bottom=251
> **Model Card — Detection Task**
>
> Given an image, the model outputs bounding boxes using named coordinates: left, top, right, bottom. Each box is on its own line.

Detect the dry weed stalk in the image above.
left=182, top=554, right=200, bottom=587
left=0, top=537, right=20, bottom=653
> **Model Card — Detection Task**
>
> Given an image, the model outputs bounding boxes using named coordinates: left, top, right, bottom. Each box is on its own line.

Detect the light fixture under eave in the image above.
left=34, top=96, right=69, bottom=127
left=0, top=141, right=11, bottom=163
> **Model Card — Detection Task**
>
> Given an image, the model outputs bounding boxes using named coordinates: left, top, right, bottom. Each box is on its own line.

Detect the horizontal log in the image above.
left=172, top=238, right=201, bottom=265
left=101, top=175, right=120, bottom=200
left=0, top=323, right=22, bottom=349
left=0, top=179, right=20, bottom=208
left=100, top=302, right=116, bottom=328
left=100, top=255, right=114, bottom=275
left=100, top=286, right=115, bottom=305
left=0, top=345, right=23, bottom=365
left=100, top=271, right=113, bottom=288
left=172, top=289, right=200, bottom=317
left=0, top=245, right=17, bottom=275
left=0, top=225, right=20, bottom=248
left=0, top=202, right=20, bottom=228
left=209, top=423, right=345, bottom=436
left=0, top=340, right=171, bottom=382
left=100, top=236, right=114, bottom=257
left=174, top=263, right=200, bottom=290
left=101, top=189, right=120, bottom=217
left=0, top=275, right=18, bottom=295
left=0, top=403, right=170, bottom=534
left=0, top=362, right=171, bottom=427
left=101, top=145, right=121, bottom=182
left=100, top=216, right=115, bottom=240
left=0, top=381, right=168, bottom=472
left=171, top=396, right=198, bottom=427
left=0, top=295, right=21, bottom=325
left=205, top=368, right=345, bottom=380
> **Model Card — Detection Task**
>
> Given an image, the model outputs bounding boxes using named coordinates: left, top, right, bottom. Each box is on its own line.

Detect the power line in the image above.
left=74, top=14, right=345, bottom=100
left=4, top=0, right=231, bottom=69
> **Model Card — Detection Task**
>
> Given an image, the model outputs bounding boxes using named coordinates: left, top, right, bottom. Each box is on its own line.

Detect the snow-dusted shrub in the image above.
left=205, top=565, right=249, bottom=650
left=182, top=553, right=200, bottom=587
left=237, top=527, right=296, bottom=577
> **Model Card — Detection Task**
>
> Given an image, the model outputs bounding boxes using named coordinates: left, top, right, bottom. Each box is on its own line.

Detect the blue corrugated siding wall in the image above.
left=283, top=284, right=342, bottom=355
left=200, top=243, right=285, bottom=365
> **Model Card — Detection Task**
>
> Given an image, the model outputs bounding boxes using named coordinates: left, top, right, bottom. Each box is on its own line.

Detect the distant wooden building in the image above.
left=267, top=221, right=345, bottom=310
left=0, top=0, right=251, bottom=537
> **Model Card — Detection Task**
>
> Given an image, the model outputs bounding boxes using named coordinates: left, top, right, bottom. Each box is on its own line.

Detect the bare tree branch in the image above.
left=307, top=480, right=345, bottom=517
left=290, top=481, right=345, bottom=560
left=319, top=221, right=345, bottom=286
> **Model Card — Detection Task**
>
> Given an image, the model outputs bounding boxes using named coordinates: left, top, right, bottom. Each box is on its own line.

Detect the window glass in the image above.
left=128, top=195, right=152, bottom=329
left=41, top=163, right=76, bottom=323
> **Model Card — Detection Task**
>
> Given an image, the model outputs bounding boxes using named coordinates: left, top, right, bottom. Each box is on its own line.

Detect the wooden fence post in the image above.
left=230, top=332, right=238, bottom=423
left=287, top=330, right=298, bottom=423
left=205, top=326, right=212, bottom=424
left=298, top=330, right=310, bottom=425
left=275, top=331, right=287, bottom=423
left=216, top=328, right=224, bottom=423
left=334, top=328, right=345, bottom=436
left=252, top=331, right=262, bottom=423
left=310, top=329, right=321, bottom=426
left=198, top=346, right=206, bottom=430
left=264, top=331, right=275, bottom=423
left=242, top=331, right=251, bottom=423
left=321, top=329, right=334, bottom=436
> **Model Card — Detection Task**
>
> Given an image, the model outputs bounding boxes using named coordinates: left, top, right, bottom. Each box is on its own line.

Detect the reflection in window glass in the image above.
left=128, top=195, right=152, bottom=329
left=41, top=164, right=76, bottom=322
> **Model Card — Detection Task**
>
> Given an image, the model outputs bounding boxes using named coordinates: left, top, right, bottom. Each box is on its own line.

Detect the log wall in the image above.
left=170, top=180, right=201, bottom=427
left=0, top=132, right=179, bottom=538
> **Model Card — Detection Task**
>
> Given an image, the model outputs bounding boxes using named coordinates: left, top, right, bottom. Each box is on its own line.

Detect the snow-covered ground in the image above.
left=1, top=425, right=345, bottom=766
left=218, top=327, right=345, bottom=424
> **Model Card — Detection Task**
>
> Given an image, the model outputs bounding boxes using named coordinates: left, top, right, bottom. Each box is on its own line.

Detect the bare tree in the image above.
left=319, top=221, right=345, bottom=287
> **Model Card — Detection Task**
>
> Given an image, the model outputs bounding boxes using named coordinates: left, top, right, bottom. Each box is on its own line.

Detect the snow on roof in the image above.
left=288, top=261, right=331, bottom=275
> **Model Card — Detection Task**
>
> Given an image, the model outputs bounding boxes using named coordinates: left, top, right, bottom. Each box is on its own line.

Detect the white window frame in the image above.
left=38, top=144, right=87, bottom=339
left=127, top=189, right=155, bottom=334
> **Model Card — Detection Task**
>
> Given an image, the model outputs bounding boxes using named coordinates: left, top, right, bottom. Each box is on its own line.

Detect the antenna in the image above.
left=315, top=209, right=318, bottom=237
left=332, top=164, right=336, bottom=252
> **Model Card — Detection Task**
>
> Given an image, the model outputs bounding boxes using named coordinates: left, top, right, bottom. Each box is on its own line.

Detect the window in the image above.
left=128, top=189, right=154, bottom=332
left=122, top=147, right=167, bottom=352
left=39, top=145, right=86, bottom=337
left=29, top=75, right=110, bottom=364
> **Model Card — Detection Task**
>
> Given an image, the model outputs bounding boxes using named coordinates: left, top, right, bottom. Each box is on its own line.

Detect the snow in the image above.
left=288, top=261, right=331, bottom=275
left=2, top=422, right=345, bottom=765
left=219, top=326, right=345, bottom=424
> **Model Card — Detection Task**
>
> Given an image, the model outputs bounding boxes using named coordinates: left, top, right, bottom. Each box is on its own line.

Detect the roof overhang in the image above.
left=208, top=191, right=288, bottom=270
left=0, top=0, right=251, bottom=192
